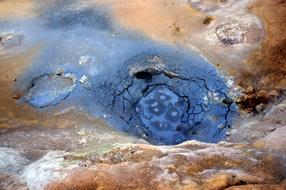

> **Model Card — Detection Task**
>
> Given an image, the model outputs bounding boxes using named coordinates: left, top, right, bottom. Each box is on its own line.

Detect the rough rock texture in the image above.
left=215, top=22, right=247, bottom=45
left=0, top=99, right=279, bottom=190
left=229, top=100, right=286, bottom=143
left=237, top=0, right=286, bottom=109
left=0, top=124, right=146, bottom=162
left=0, top=173, right=28, bottom=190
left=40, top=100, right=286, bottom=190
left=254, top=126, right=286, bottom=152
left=0, top=147, right=28, bottom=174
left=21, top=151, right=69, bottom=190
left=45, top=138, right=286, bottom=190
left=225, top=182, right=286, bottom=190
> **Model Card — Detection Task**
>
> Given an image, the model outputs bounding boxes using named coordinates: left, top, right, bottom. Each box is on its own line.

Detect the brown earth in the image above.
left=225, top=182, right=286, bottom=190
left=236, top=0, right=286, bottom=111
left=46, top=135, right=286, bottom=190
left=0, top=0, right=34, bottom=19
left=97, top=0, right=286, bottom=112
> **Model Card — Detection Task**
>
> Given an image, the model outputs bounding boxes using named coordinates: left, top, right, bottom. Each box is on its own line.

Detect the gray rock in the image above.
left=216, top=22, right=247, bottom=45
left=21, top=151, right=69, bottom=190
left=0, top=147, right=28, bottom=174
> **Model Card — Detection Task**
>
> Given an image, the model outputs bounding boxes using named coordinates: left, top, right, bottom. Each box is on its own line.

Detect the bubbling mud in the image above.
left=24, top=73, right=76, bottom=108
left=136, top=86, right=189, bottom=144
left=94, top=54, right=237, bottom=145
left=1, top=0, right=238, bottom=145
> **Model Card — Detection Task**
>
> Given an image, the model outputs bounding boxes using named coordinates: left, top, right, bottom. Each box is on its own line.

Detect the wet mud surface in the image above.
left=95, top=54, right=236, bottom=144
left=0, top=0, right=237, bottom=145
left=24, top=73, right=76, bottom=108
left=0, top=0, right=283, bottom=148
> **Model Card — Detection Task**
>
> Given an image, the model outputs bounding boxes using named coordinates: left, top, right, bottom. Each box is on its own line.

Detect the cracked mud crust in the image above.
left=0, top=0, right=285, bottom=189
left=95, top=54, right=236, bottom=144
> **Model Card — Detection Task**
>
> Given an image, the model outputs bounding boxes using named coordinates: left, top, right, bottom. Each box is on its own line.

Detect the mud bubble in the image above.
left=94, top=54, right=237, bottom=145
left=24, top=73, right=76, bottom=108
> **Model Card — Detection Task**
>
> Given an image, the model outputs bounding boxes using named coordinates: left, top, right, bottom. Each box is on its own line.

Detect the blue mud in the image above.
left=2, top=0, right=238, bottom=145
left=24, top=74, right=76, bottom=108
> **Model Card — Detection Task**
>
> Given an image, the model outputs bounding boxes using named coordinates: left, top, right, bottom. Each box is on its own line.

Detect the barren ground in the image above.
left=0, top=0, right=285, bottom=189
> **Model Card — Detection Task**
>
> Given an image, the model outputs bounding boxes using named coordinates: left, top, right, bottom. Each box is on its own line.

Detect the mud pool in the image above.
left=2, top=0, right=286, bottom=189
left=0, top=0, right=238, bottom=145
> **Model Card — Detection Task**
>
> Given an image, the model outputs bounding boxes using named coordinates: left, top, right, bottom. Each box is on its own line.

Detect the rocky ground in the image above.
left=2, top=101, right=283, bottom=190
left=0, top=0, right=285, bottom=189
